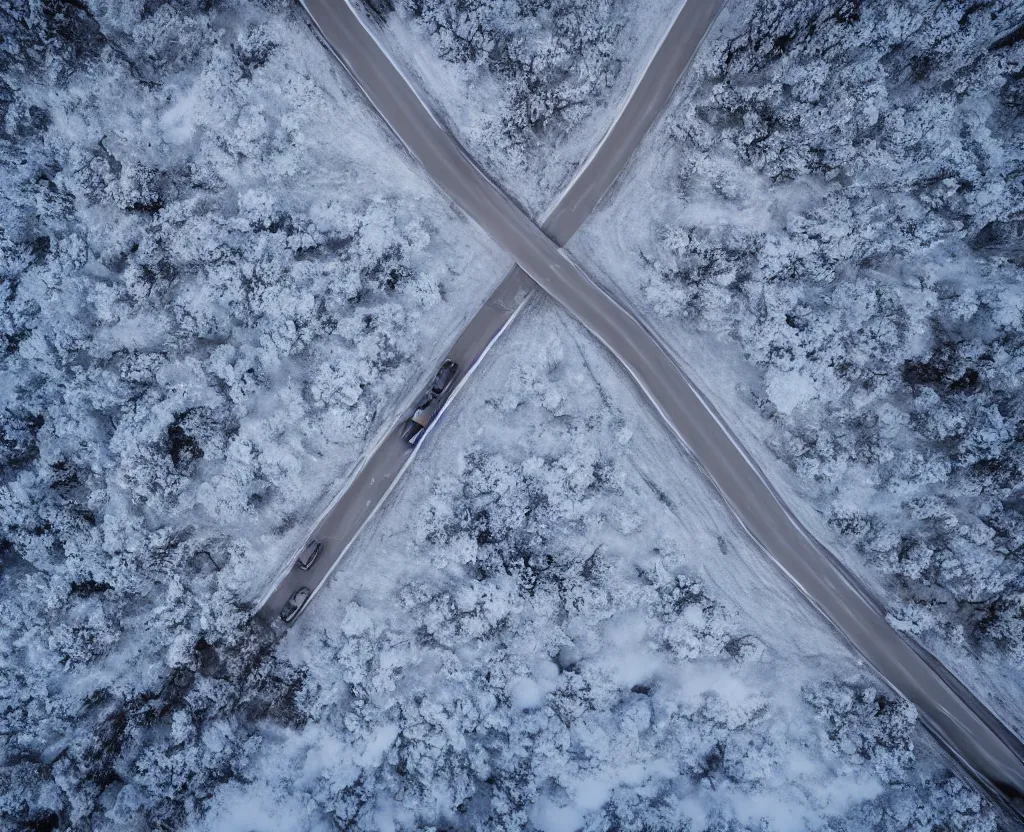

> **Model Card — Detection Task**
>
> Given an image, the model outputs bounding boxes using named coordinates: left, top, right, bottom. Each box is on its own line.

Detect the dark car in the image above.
left=297, top=539, right=322, bottom=571
left=401, top=360, right=459, bottom=446
left=280, top=587, right=312, bottom=623
left=431, top=360, right=458, bottom=396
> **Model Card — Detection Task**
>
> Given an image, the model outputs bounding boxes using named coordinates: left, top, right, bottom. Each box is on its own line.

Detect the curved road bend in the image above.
left=260, top=0, right=725, bottom=619
left=293, top=0, right=1024, bottom=819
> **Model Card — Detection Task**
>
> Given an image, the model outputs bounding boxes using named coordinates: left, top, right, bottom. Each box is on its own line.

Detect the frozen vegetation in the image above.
left=570, top=0, right=1024, bottom=712
left=197, top=302, right=994, bottom=831
left=0, top=0, right=508, bottom=825
left=359, top=0, right=682, bottom=214
left=2, top=0, right=1019, bottom=827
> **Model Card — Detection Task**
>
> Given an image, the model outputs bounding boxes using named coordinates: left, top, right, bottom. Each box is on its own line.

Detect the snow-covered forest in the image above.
left=0, top=0, right=507, bottom=825
left=571, top=0, right=1024, bottom=713
left=360, top=0, right=682, bottom=214
left=197, top=301, right=995, bottom=831
left=3, top=0, right=1021, bottom=827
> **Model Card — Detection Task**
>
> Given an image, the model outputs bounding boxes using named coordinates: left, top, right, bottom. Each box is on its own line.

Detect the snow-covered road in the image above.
left=274, top=0, right=1024, bottom=823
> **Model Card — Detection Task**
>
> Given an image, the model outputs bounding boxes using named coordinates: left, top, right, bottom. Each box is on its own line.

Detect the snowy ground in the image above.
left=359, top=0, right=683, bottom=216
left=568, top=0, right=1024, bottom=731
left=0, top=0, right=508, bottom=825
left=195, top=301, right=995, bottom=831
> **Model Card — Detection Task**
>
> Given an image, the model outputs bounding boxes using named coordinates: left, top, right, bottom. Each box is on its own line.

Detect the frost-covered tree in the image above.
left=804, top=678, right=917, bottom=784
left=806, top=677, right=997, bottom=832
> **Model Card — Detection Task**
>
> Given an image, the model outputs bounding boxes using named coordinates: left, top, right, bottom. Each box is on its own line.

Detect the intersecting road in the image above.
left=258, top=0, right=724, bottom=622
left=264, top=0, right=1024, bottom=823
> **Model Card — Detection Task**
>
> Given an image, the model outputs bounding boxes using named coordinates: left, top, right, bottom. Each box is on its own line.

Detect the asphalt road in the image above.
left=282, top=0, right=1024, bottom=820
left=260, top=0, right=725, bottom=619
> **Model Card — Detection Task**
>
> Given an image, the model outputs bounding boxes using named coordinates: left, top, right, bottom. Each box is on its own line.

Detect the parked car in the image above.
left=280, top=587, right=312, bottom=623
left=400, top=360, right=459, bottom=446
left=297, top=539, right=322, bottom=571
